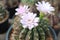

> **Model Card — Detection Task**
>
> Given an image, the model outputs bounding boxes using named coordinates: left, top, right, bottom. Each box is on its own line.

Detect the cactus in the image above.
left=0, top=2, right=9, bottom=34
left=10, top=16, right=53, bottom=40
left=9, top=0, right=55, bottom=40
left=0, top=5, right=7, bottom=21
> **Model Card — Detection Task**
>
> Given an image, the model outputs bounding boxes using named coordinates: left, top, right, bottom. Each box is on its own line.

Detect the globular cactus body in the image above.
left=10, top=16, right=52, bottom=40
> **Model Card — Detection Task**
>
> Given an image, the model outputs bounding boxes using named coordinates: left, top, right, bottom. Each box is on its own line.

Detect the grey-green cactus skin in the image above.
left=11, top=16, right=52, bottom=40
left=40, top=19, right=52, bottom=37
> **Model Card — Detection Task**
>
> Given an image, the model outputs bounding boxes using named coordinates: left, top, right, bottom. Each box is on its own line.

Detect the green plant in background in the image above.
left=0, top=5, right=6, bottom=21
left=21, top=0, right=37, bottom=6
left=20, top=0, right=38, bottom=12
left=10, top=1, right=55, bottom=40
left=0, top=2, right=9, bottom=22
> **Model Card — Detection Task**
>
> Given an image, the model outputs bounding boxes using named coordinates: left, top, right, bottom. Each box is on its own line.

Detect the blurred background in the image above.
left=0, top=0, right=60, bottom=40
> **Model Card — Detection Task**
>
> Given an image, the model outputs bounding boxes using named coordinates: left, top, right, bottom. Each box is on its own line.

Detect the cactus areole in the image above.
left=6, top=0, right=57, bottom=40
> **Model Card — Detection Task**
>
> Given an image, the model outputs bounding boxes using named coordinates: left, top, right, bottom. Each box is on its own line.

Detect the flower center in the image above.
left=27, top=19, right=33, bottom=24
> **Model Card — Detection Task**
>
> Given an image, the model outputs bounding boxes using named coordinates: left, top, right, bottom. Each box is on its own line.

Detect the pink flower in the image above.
left=15, top=5, right=29, bottom=16
left=36, top=1, right=55, bottom=14
left=20, top=12, right=39, bottom=30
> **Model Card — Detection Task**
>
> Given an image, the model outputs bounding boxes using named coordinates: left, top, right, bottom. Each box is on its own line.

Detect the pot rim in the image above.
left=6, top=26, right=57, bottom=40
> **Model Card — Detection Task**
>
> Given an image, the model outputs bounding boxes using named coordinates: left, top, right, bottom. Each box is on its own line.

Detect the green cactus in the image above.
left=9, top=0, right=54, bottom=40
left=10, top=16, right=53, bottom=40
left=0, top=5, right=6, bottom=21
